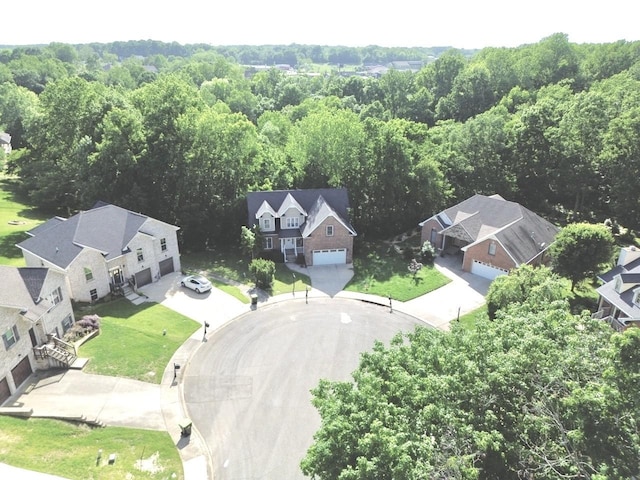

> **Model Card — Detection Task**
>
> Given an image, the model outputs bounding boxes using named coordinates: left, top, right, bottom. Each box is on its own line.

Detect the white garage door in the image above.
left=471, top=260, right=508, bottom=280
left=312, top=249, right=347, bottom=266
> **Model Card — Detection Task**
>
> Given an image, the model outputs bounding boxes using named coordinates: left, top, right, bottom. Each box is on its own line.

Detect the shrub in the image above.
left=420, top=241, right=436, bottom=264
left=259, top=250, right=284, bottom=263
left=249, top=258, right=276, bottom=290
left=64, top=314, right=101, bottom=342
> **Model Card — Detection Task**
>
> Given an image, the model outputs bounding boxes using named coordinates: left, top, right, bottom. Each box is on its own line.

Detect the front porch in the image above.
left=280, top=232, right=304, bottom=263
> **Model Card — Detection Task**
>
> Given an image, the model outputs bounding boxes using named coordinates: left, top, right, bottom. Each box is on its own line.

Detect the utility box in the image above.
left=251, top=294, right=258, bottom=306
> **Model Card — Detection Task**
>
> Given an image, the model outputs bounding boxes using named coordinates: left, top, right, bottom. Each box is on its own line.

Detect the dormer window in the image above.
left=263, top=217, right=271, bottom=230
left=634, top=289, right=640, bottom=306
left=286, top=217, right=300, bottom=228
left=615, top=276, right=623, bottom=293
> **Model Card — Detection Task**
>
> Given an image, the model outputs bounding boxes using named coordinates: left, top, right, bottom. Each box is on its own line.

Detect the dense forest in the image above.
left=1, top=34, right=639, bottom=249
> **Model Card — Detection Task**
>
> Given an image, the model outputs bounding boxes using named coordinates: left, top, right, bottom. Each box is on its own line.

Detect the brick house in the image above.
left=419, top=194, right=559, bottom=280
left=17, top=202, right=181, bottom=303
left=0, top=266, right=76, bottom=405
left=246, top=189, right=357, bottom=266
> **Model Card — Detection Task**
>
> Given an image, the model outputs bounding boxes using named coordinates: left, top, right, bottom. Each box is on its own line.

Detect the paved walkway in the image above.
left=2, top=256, right=488, bottom=480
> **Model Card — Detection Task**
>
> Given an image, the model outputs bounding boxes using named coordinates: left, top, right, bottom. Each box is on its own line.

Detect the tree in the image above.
left=240, top=225, right=256, bottom=260
left=249, top=258, right=275, bottom=290
left=407, top=258, right=423, bottom=277
left=550, top=222, right=615, bottom=291
left=301, top=299, right=636, bottom=480
left=485, top=264, right=566, bottom=319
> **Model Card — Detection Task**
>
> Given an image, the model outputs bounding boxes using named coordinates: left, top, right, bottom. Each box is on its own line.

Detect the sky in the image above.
left=3, top=0, right=639, bottom=49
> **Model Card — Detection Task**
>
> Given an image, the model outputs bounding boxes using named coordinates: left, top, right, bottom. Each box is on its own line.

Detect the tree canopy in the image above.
left=550, top=222, right=615, bottom=290
left=1, top=36, right=640, bottom=248
left=301, top=272, right=640, bottom=479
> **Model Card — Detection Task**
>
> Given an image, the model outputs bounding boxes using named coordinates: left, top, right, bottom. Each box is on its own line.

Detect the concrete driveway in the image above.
left=287, top=263, right=354, bottom=297
left=139, top=272, right=248, bottom=331
left=401, top=254, right=491, bottom=329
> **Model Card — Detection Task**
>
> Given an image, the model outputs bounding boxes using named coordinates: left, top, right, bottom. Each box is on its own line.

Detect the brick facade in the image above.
left=303, top=217, right=354, bottom=266
left=462, top=239, right=516, bottom=272
left=420, top=218, right=445, bottom=249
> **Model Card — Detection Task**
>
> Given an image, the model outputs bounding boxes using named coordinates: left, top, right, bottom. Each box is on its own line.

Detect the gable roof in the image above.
left=597, top=256, right=640, bottom=318
left=246, top=189, right=356, bottom=236
left=422, top=194, right=559, bottom=265
left=0, top=266, right=49, bottom=310
left=301, top=195, right=357, bottom=237
left=16, top=203, right=172, bottom=269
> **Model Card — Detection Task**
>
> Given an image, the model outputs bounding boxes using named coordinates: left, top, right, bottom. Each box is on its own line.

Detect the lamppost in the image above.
left=305, top=286, right=308, bottom=304
left=203, top=321, right=210, bottom=341
left=173, top=363, right=180, bottom=381
left=292, top=273, right=296, bottom=296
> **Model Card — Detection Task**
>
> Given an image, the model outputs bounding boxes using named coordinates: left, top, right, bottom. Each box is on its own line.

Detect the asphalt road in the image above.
left=183, top=298, right=425, bottom=479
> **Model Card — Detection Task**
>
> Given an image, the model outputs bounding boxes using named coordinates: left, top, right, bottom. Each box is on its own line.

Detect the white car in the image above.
left=181, top=274, right=212, bottom=293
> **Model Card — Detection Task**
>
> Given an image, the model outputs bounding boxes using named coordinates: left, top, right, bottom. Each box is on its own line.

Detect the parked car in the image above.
left=181, top=274, right=212, bottom=293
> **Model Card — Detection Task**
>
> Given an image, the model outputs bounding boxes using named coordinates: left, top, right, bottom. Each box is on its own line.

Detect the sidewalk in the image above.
left=2, top=259, right=487, bottom=480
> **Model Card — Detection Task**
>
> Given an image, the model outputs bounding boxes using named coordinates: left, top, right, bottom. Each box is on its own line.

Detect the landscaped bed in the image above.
left=78, top=299, right=200, bottom=383
left=0, top=416, right=183, bottom=479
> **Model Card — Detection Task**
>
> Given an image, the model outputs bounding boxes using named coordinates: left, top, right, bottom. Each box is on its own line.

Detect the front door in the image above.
left=110, top=267, right=124, bottom=286
left=284, top=238, right=295, bottom=249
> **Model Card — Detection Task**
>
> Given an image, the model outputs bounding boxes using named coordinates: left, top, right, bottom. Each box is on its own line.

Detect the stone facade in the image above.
left=21, top=217, right=181, bottom=303
left=0, top=269, right=75, bottom=403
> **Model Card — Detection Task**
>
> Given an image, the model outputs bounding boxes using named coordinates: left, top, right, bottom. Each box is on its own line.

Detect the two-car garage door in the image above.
left=471, top=260, right=508, bottom=280
left=312, top=249, right=347, bottom=266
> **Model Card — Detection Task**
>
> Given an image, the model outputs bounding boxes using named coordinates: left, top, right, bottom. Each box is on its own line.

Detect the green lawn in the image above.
left=0, top=416, right=183, bottom=480
left=455, top=305, right=488, bottom=330
left=0, top=177, right=48, bottom=265
left=182, top=246, right=311, bottom=296
left=78, top=299, right=200, bottom=383
left=345, top=243, right=450, bottom=301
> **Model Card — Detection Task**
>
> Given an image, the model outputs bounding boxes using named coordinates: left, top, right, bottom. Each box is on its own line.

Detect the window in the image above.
left=634, top=289, right=640, bottom=306
left=285, top=217, right=299, bottom=228
left=90, top=289, right=98, bottom=302
left=263, top=218, right=271, bottom=230
left=488, top=243, right=497, bottom=256
left=160, top=238, right=167, bottom=252
left=136, top=248, right=144, bottom=262
left=2, top=325, right=20, bottom=350
left=326, top=225, right=334, bottom=237
left=50, top=287, right=63, bottom=305
left=62, top=315, right=73, bottom=333
left=84, top=267, right=93, bottom=282
left=263, top=237, right=273, bottom=250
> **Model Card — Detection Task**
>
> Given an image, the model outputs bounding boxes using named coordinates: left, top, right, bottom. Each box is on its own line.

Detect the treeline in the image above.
left=1, top=34, right=639, bottom=250
left=1, top=40, right=470, bottom=67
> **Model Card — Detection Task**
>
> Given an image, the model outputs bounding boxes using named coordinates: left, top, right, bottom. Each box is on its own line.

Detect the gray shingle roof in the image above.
left=17, top=204, right=149, bottom=269
left=246, top=189, right=356, bottom=235
left=424, top=194, right=559, bottom=265
left=0, top=266, right=48, bottom=308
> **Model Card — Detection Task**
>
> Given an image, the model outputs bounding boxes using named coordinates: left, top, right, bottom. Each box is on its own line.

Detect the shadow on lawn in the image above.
left=0, top=230, right=30, bottom=259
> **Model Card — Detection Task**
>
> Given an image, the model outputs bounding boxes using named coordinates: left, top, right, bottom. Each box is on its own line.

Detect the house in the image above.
left=0, top=266, right=76, bottom=405
left=17, top=202, right=181, bottom=303
left=419, top=194, right=559, bottom=280
left=246, top=189, right=357, bottom=266
left=593, top=246, right=640, bottom=331
left=0, top=132, right=11, bottom=155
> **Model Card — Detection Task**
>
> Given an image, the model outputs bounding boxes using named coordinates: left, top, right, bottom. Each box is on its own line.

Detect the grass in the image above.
left=78, top=299, right=200, bottom=383
left=455, top=305, right=488, bottom=330
left=345, top=242, right=450, bottom=301
left=0, top=176, right=48, bottom=265
left=182, top=246, right=311, bottom=296
left=0, top=416, right=183, bottom=480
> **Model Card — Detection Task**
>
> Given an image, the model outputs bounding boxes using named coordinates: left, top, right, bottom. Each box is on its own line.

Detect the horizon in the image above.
left=3, top=0, right=639, bottom=51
